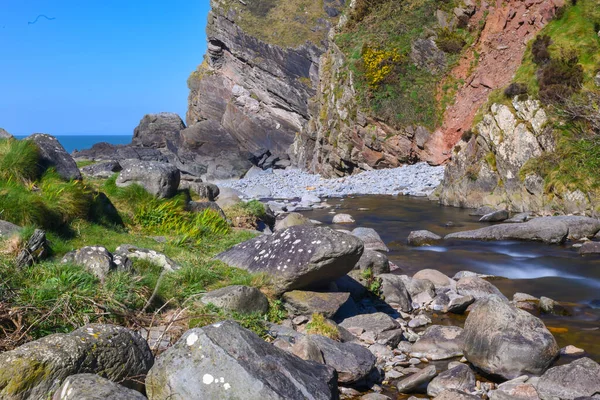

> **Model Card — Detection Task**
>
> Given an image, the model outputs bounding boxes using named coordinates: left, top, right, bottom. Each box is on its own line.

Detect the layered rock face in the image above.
left=186, top=0, right=341, bottom=161
left=439, top=97, right=598, bottom=214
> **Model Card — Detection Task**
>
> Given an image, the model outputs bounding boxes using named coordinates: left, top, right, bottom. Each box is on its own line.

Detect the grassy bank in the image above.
left=0, top=138, right=281, bottom=351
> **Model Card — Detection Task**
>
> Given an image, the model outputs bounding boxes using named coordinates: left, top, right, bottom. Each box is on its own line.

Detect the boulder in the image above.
left=80, top=161, right=122, bottom=179
left=0, top=128, right=13, bottom=139
left=216, top=226, right=364, bottom=294
left=352, top=227, right=389, bottom=252
left=427, top=364, right=476, bottom=397
left=410, top=325, right=464, bottom=360
left=187, top=201, right=227, bottom=219
left=290, top=336, right=325, bottom=363
left=469, top=206, right=498, bottom=216
left=397, top=365, right=438, bottom=394
left=456, top=276, right=507, bottom=301
left=413, top=269, right=454, bottom=289
left=216, top=187, right=243, bottom=209
left=505, top=212, right=531, bottom=223
left=309, top=334, right=377, bottom=385
left=28, top=133, right=81, bottom=180
left=445, top=217, right=570, bottom=244
left=52, top=374, right=147, bottom=400
left=339, top=313, right=400, bottom=340
left=536, top=357, right=600, bottom=400
left=179, top=180, right=220, bottom=201
left=399, top=275, right=436, bottom=307
left=0, top=220, right=21, bottom=238
left=479, top=210, right=509, bottom=222
left=115, top=244, right=180, bottom=272
left=332, top=213, right=355, bottom=224
left=275, top=212, right=314, bottom=231
left=579, top=241, right=600, bottom=255
left=201, top=285, right=269, bottom=314
left=435, top=389, right=481, bottom=400
left=462, top=296, right=559, bottom=380
left=116, top=160, right=180, bottom=198
left=550, top=216, right=600, bottom=240
left=407, top=230, right=443, bottom=246
left=489, top=376, right=540, bottom=400
left=378, top=274, right=413, bottom=312
left=145, top=321, right=338, bottom=400
left=131, top=112, right=186, bottom=148
left=61, top=246, right=126, bottom=281
left=0, top=324, right=153, bottom=399
left=445, top=294, right=475, bottom=314
left=283, top=291, right=351, bottom=318
left=355, top=250, right=391, bottom=275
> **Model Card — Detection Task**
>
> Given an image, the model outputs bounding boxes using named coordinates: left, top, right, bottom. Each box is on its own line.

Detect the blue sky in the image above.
left=1, top=0, right=210, bottom=135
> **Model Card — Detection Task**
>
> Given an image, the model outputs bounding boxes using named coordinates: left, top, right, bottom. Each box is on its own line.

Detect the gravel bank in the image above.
left=217, top=163, right=445, bottom=200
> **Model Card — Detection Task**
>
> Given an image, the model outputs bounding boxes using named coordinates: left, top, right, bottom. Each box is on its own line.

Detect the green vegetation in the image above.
left=305, top=313, right=340, bottom=340
left=222, top=200, right=269, bottom=229
left=0, top=139, right=283, bottom=350
left=336, top=0, right=467, bottom=129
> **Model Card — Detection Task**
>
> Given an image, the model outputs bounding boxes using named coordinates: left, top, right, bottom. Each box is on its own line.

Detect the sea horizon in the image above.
left=14, top=134, right=132, bottom=153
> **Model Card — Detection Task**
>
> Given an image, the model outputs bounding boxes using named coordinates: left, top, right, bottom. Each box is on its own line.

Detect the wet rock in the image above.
left=28, top=133, right=82, bottom=180
left=378, top=274, right=413, bottom=312
left=52, top=374, right=147, bottom=400
left=132, top=112, right=185, bottom=148
left=427, top=364, right=476, bottom=397
left=579, top=241, right=600, bottom=255
left=339, top=313, right=400, bottom=340
left=146, top=321, right=338, bottom=399
left=201, top=285, right=269, bottom=314
left=413, top=269, right=454, bottom=289
left=456, top=276, right=507, bottom=301
left=397, top=365, right=438, bottom=394
left=80, top=161, right=122, bottom=179
left=274, top=212, right=314, bottom=231
left=216, top=226, right=364, bottom=294
left=283, top=290, right=351, bottom=318
left=410, top=325, right=464, bottom=360
left=352, top=227, right=389, bottom=252
left=309, top=334, right=377, bottom=385
left=435, top=389, right=481, bottom=399
left=115, top=244, right=180, bottom=272
left=0, top=324, right=153, bottom=399
left=479, top=210, right=509, bottom=222
left=333, top=213, right=355, bottom=224
left=407, top=230, right=443, bottom=246
left=355, top=249, right=391, bottom=274
left=536, top=357, right=600, bottom=400
left=61, top=246, right=119, bottom=281
left=463, top=296, right=559, bottom=380
left=116, top=160, right=180, bottom=198
left=446, top=217, right=570, bottom=244
left=0, top=220, right=21, bottom=238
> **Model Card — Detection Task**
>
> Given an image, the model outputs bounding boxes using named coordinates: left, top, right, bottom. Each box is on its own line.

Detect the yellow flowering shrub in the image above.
left=362, top=46, right=402, bottom=87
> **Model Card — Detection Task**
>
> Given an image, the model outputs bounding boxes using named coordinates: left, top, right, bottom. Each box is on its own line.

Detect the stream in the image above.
left=301, top=195, right=600, bottom=362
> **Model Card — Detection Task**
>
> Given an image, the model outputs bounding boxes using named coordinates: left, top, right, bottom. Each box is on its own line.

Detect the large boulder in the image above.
left=352, top=228, right=389, bottom=252
left=413, top=269, right=454, bottom=289
left=0, top=324, right=153, bottom=399
left=61, top=246, right=123, bottom=281
left=52, top=374, right=147, bottom=400
left=145, top=321, right=338, bottom=400
left=116, top=160, right=180, bottom=198
left=0, top=220, right=21, bottom=238
left=28, top=133, right=81, bottom=180
left=216, top=226, right=364, bottom=294
left=201, top=285, right=269, bottom=314
left=462, top=296, right=559, bottom=380
left=131, top=112, right=186, bottom=148
left=445, top=217, right=570, bottom=244
left=549, top=216, right=600, bottom=240
left=536, top=357, right=600, bottom=400
left=309, top=334, right=377, bottom=385
left=410, top=325, right=464, bottom=360
left=283, top=291, right=351, bottom=318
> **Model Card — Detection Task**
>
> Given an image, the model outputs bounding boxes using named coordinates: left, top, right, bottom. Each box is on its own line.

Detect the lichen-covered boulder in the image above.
left=536, top=357, right=600, bottom=400
left=52, top=374, right=147, bottom=400
left=116, top=160, right=180, bottom=198
left=201, top=285, right=269, bottom=314
left=463, top=296, right=559, bottom=380
left=61, top=246, right=124, bottom=281
left=28, top=133, right=81, bottom=180
left=410, top=325, right=464, bottom=360
left=216, top=226, right=364, bottom=294
left=427, top=364, right=476, bottom=397
left=283, top=290, right=351, bottom=318
left=115, top=244, right=180, bottom=272
left=131, top=112, right=186, bottom=148
left=0, top=324, right=153, bottom=399
left=145, top=321, right=338, bottom=400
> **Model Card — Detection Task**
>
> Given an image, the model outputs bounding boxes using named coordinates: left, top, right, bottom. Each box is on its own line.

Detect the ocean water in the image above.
left=15, top=134, right=132, bottom=154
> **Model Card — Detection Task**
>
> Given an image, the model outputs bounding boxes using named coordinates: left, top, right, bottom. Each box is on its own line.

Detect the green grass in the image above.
left=0, top=138, right=40, bottom=182
left=336, top=0, right=465, bottom=129
left=305, top=313, right=340, bottom=340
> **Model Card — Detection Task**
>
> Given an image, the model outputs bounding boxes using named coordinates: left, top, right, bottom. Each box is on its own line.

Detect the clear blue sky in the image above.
left=1, top=0, right=210, bottom=135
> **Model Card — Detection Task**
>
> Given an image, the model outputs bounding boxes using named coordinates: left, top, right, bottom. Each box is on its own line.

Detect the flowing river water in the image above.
left=301, top=195, right=600, bottom=363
